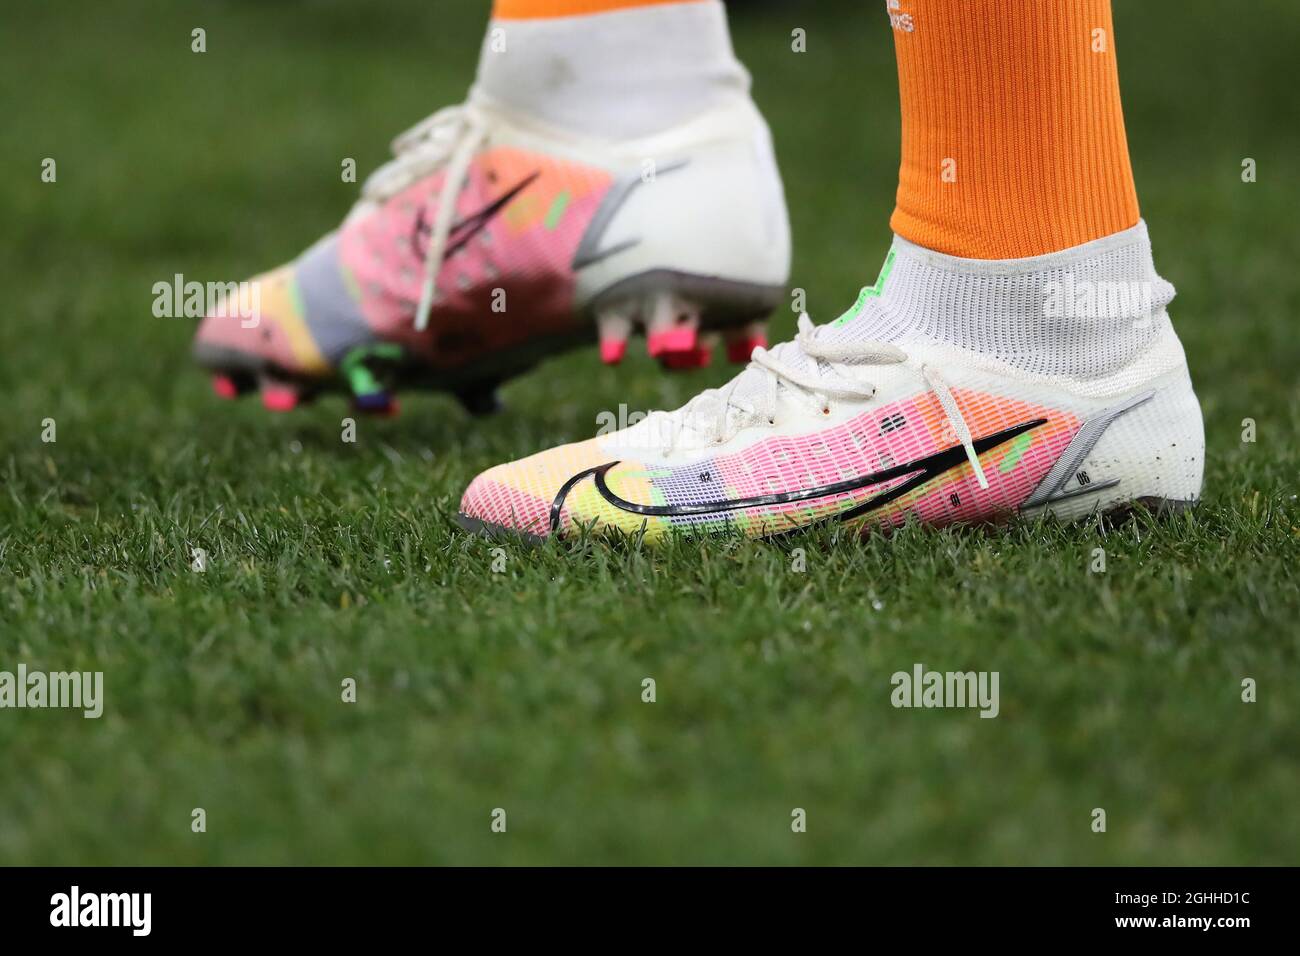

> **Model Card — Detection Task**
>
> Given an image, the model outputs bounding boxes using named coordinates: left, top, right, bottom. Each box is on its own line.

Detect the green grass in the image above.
left=1, top=0, right=1298, bottom=865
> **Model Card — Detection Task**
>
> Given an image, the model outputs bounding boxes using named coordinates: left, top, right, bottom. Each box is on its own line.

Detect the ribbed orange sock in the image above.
left=889, top=0, right=1140, bottom=260
left=492, top=0, right=703, bottom=19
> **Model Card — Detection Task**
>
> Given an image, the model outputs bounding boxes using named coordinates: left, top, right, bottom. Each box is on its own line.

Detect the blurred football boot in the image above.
left=193, top=95, right=790, bottom=416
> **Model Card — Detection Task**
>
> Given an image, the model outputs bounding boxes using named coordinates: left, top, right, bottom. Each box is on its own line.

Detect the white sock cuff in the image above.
left=836, top=221, right=1177, bottom=382
left=470, top=1, right=750, bottom=139
left=891, top=221, right=1163, bottom=279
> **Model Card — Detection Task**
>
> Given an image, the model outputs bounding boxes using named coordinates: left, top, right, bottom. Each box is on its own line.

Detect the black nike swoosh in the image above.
left=548, top=419, right=1045, bottom=535
left=411, top=170, right=541, bottom=261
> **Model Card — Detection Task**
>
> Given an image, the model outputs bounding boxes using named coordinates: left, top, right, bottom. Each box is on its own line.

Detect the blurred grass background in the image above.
left=0, top=0, right=1297, bottom=864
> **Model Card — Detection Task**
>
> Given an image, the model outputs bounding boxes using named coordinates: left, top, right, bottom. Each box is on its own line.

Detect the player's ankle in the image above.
left=471, top=0, right=750, bottom=138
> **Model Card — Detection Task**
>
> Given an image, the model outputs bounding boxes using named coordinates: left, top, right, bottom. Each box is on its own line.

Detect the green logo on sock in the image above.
left=831, top=248, right=896, bottom=328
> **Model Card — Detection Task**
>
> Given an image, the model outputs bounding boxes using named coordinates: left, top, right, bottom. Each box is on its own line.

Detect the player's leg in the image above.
left=889, top=0, right=1139, bottom=259
left=194, top=0, right=789, bottom=415
left=458, top=0, right=1203, bottom=541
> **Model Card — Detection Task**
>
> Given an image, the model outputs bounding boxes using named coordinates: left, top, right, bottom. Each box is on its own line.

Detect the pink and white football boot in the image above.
left=459, top=223, right=1204, bottom=541
left=193, top=95, right=790, bottom=416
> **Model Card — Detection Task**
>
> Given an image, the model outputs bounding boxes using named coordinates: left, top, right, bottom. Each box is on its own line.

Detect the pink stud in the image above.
left=599, top=338, right=628, bottom=365
left=260, top=385, right=299, bottom=413
left=725, top=327, right=768, bottom=364
left=212, top=375, right=240, bottom=400
left=646, top=325, right=697, bottom=358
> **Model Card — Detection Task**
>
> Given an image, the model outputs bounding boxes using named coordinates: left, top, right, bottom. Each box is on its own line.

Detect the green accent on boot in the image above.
left=287, top=274, right=308, bottom=325
left=831, top=248, right=897, bottom=328
left=544, top=190, right=571, bottom=231
left=998, top=431, right=1035, bottom=474
left=338, top=263, right=365, bottom=304
left=340, top=343, right=404, bottom=397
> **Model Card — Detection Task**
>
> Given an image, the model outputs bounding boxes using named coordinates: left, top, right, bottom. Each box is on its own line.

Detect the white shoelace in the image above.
left=657, top=313, right=990, bottom=489
left=358, top=104, right=490, bottom=332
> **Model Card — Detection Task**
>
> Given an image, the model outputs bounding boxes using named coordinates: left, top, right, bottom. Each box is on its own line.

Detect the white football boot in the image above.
left=195, top=7, right=790, bottom=414
left=459, top=221, right=1203, bottom=540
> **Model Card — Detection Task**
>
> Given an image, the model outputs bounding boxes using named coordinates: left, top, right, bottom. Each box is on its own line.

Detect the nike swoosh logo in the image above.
left=412, top=170, right=541, bottom=262
left=549, top=419, right=1045, bottom=536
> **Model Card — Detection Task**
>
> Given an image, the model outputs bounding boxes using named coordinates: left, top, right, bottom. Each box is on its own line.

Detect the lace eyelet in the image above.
left=821, top=407, right=831, bottom=416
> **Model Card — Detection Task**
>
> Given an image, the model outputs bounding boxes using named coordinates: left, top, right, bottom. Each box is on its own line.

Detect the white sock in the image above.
left=469, top=1, right=751, bottom=139
left=828, top=221, right=1177, bottom=384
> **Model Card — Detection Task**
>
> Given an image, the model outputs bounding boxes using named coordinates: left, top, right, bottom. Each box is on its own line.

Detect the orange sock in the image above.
left=889, top=0, right=1140, bottom=260
left=493, top=0, right=702, bottom=19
